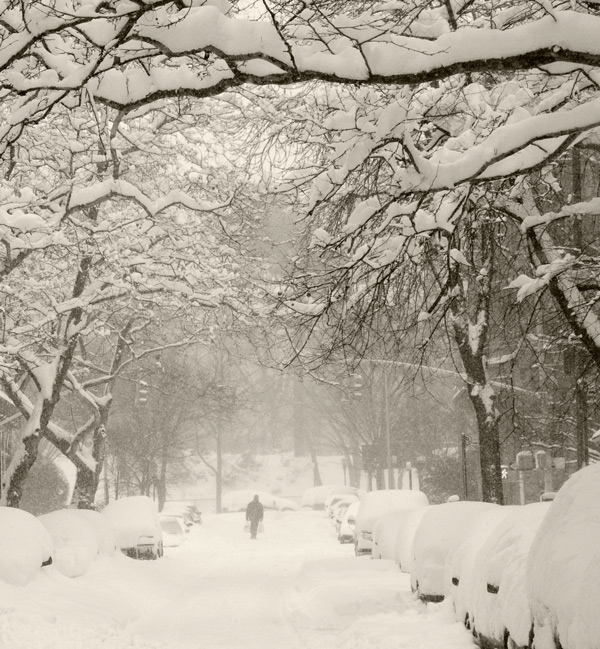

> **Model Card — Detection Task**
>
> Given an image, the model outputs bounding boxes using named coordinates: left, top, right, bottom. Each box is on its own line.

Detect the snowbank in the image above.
left=394, top=506, right=429, bottom=573
left=410, top=501, right=497, bottom=601
left=38, top=510, right=101, bottom=577
left=527, top=464, right=600, bottom=649
left=0, top=506, right=53, bottom=586
left=65, top=508, right=118, bottom=555
left=222, top=489, right=299, bottom=512
left=466, top=502, right=550, bottom=648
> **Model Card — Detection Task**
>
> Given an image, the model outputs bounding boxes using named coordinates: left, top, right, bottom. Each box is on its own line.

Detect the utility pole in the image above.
left=384, top=369, right=395, bottom=489
left=572, top=146, right=589, bottom=470
left=216, top=416, right=222, bottom=513
left=216, top=350, right=224, bottom=514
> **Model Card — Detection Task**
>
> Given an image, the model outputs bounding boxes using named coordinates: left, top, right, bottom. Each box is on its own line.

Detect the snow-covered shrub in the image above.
left=418, top=454, right=480, bottom=504
left=20, top=453, right=75, bottom=516
left=527, top=464, right=600, bottom=649
left=462, top=503, right=550, bottom=648
left=0, top=506, right=53, bottom=585
left=394, top=506, right=429, bottom=573
left=102, top=495, right=162, bottom=560
left=410, top=501, right=497, bottom=602
left=38, top=510, right=101, bottom=577
left=355, top=489, right=429, bottom=555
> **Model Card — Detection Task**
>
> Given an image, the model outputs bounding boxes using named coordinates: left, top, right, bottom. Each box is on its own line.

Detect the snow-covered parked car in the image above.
left=372, top=505, right=427, bottom=561
left=38, top=508, right=118, bottom=577
left=446, top=505, right=517, bottom=627
left=527, top=463, right=600, bottom=649
left=453, top=502, right=550, bottom=649
left=0, top=506, right=53, bottom=586
left=222, top=490, right=299, bottom=512
left=338, top=500, right=360, bottom=544
left=102, top=495, right=163, bottom=560
left=159, top=514, right=188, bottom=548
left=394, top=506, right=429, bottom=573
left=161, top=501, right=201, bottom=527
left=325, top=492, right=360, bottom=519
left=301, top=485, right=363, bottom=510
left=333, top=497, right=359, bottom=533
left=355, top=489, right=429, bottom=556
left=410, top=500, right=497, bottom=602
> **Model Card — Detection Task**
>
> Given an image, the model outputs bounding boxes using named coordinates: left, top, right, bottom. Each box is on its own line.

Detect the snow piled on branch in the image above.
left=67, top=179, right=229, bottom=217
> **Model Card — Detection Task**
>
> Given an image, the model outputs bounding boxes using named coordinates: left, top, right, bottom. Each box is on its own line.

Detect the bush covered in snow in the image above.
left=527, top=463, right=600, bottom=649
left=20, top=453, right=75, bottom=516
left=0, top=506, right=53, bottom=586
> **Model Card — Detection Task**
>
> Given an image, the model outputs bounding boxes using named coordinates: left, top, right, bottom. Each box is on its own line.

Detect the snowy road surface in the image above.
left=0, top=510, right=476, bottom=649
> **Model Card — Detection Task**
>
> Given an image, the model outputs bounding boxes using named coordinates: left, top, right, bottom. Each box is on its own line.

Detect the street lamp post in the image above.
left=460, top=432, right=470, bottom=500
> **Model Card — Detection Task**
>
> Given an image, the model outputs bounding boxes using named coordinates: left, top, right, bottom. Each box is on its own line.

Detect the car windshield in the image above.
left=160, top=519, right=182, bottom=534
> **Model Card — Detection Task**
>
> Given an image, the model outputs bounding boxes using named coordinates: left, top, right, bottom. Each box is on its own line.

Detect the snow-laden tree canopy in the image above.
left=2, top=0, right=600, bottom=507
left=1, top=1, right=599, bottom=158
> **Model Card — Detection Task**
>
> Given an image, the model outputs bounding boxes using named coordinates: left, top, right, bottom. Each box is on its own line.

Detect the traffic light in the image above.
left=350, top=373, right=363, bottom=397
left=137, top=380, right=149, bottom=406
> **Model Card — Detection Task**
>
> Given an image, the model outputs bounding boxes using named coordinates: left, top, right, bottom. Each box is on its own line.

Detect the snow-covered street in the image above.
left=0, top=510, right=475, bottom=649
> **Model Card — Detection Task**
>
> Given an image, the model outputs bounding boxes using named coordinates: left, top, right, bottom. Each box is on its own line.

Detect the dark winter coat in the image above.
left=246, top=498, right=264, bottom=523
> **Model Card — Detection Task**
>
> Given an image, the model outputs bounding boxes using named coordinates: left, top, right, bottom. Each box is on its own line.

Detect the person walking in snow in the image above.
left=245, top=494, right=264, bottom=539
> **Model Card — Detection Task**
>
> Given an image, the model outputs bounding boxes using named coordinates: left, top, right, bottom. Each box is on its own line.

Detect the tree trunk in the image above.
left=448, top=219, right=503, bottom=504
left=306, top=432, right=322, bottom=486
left=156, top=435, right=169, bottom=511
left=72, top=425, right=107, bottom=509
left=2, top=429, right=41, bottom=507
left=466, top=382, right=503, bottom=503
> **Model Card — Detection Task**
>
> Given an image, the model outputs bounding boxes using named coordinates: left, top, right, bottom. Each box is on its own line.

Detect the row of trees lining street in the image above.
left=0, top=1, right=599, bottom=507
